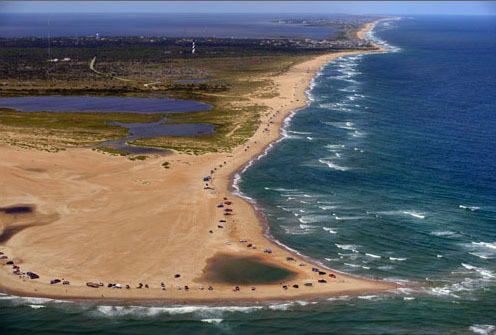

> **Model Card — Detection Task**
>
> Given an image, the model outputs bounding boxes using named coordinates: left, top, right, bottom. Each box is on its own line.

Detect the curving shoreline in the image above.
left=0, top=19, right=398, bottom=303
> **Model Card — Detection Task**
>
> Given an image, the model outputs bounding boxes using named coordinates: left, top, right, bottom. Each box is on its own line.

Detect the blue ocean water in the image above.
left=1, top=16, right=496, bottom=335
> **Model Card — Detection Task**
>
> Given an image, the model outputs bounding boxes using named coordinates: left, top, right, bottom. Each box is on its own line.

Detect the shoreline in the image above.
left=0, top=19, right=397, bottom=303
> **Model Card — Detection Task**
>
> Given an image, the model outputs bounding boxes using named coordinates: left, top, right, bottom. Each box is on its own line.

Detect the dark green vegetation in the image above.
left=0, top=23, right=377, bottom=153
left=92, top=146, right=130, bottom=156
left=201, top=254, right=297, bottom=284
left=128, top=155, right=149, bottom=161
left=0, top=107, right=163, bottom=151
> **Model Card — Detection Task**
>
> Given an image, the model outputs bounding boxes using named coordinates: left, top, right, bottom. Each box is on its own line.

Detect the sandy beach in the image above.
left=0, top=20, right=396, bottom=302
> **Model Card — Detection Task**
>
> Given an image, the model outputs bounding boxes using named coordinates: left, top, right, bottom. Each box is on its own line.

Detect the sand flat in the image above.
left=0, top=21, right=396, bottom=302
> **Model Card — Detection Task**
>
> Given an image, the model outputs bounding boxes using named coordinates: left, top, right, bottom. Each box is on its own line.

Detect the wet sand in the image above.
left=0, top=20, right=397, bottom=302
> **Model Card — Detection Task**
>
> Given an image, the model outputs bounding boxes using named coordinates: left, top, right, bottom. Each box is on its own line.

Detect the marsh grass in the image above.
left=1, top=50, right=310, bottom=153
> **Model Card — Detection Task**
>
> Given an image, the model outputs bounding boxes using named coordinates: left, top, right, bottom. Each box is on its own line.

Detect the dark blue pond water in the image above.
left=0, top=95, right=214, bottom=153
left=0, top=96, right=211, bottom=114
left=103, top=119, right=215, bottom=154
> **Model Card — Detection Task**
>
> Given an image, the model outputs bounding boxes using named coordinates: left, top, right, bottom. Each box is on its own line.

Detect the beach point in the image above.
left=0, top=20, right=397, bottom=302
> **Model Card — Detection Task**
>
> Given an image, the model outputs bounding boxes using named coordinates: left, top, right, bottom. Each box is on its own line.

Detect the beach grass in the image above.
left=0, top=108, right=164, bottom=150
left=92, top=146, right=130, bottom=156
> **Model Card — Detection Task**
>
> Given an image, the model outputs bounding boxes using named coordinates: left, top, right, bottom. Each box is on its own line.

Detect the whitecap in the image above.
left=327, top=295, right=351, bottom=302
left=344, top=263, right=361, bottom=268
left=268, top=303, right=293, bottom=311
left=462, top=263, right=477, bottom=271
left=266, top=187, right=299, bottom=193
left=281, top=225, right=313, bottom=235
left=469, top=324, right=496, bottom=335
left=283, top=134, right=304, bottom=140
left=318, top=159, right=349, bottom=171
left=378, top=210, right=425, bottom=219
left=465, top=242, right=496, bottom=259
left=462, top=263, right=495, bottom=279
left=335, top=244, right=360, bottom=251
left=365, top=20, right=402, bottom=53
left=351, top=131, right=366, bottom=138
left=325, top=144, right=346, bottom=150
left=322, top=121, right=356, bottom=130
left=365, top=253, right=381, bottom=259
left=428, top=287, right=461, bottom=298
left=201, top=319, right=223, bottom=324
left=430, top=231, right=457, bottom=237
left=333, top=215, right=366, bottom=221
left=338, top=87, right=357, bottom=93
left=357, top=295, right=380, bottom=300
left=325, top=257, right=340, bottom=262
left=319, top=205, right=337, bottom=210
left=377, top=265, right=394, bottom=270
left=472, top=242, right=496, bottom=250
left=459, top=205, right=480, bottom=211
left=288, top=130, right=312, bottom=135
left=394, top=286, right=419, bottom=295
left=338, top=253, right=359, bottom=259
left=323, top=227, right=338, bottom=234
left=470, top=253, right=491, bottom=260
left=0, top=295, right=64, bottom=306
left=94, top=305, right=264, bottom=317
left=389, top=257, right=407, bottom=261
left=402, top=211, right=426, bottom=219
left=299, top=223, right=318, bottom=230
left=29, top=305, right=46, bottom=309
left=299, top=215, right=330, bottom=224
left=427, top=263, right=496, bottom=298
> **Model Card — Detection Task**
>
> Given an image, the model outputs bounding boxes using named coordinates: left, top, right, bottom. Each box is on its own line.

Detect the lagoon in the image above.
left=0, top=96, right=211, bottom=114
left=0, top=95, right=214, bottom=153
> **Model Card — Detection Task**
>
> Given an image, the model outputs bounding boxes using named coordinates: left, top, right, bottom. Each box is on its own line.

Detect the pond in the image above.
left=0, top=96, right=211, bottom=114
left=202, top=254, right=297, bottom=285
left=0, top=96, right=215, bottom=153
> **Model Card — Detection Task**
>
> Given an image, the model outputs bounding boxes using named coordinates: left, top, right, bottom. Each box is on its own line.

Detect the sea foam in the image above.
left=318, top=158, right=350, bottom=171
left=469, top=324, right=496, bottom=335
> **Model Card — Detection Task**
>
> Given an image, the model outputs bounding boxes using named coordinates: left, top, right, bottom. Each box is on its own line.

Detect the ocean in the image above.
left=1, top=16, right=496, bottom=335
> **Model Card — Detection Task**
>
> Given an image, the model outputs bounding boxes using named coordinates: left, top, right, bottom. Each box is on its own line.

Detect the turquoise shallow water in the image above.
left=1, top=16, right=496, bottom=335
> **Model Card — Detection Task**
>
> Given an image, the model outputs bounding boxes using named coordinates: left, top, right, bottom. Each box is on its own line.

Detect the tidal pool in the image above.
left=202, top=254, right=297, bottom=285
